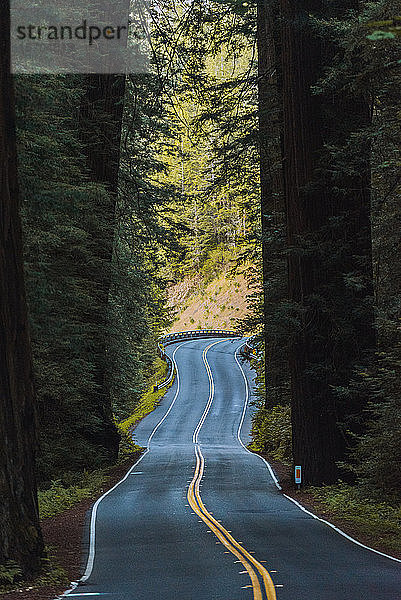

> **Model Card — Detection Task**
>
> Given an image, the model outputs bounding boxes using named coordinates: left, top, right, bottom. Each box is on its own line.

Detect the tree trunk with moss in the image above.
left=257, top=0, right=288, bottom=409
left=77, top=73, right=127, bottom=461
left=280, top=0, right=375, bottom=484
left=0, top=1, right=44, bottom=578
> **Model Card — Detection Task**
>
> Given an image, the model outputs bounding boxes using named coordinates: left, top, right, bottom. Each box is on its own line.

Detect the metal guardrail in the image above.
left=160, top=329, right=241, bottom=346
left=155, top=330, right=242, bottom=390
left=155, top=345, right=174, bottom=390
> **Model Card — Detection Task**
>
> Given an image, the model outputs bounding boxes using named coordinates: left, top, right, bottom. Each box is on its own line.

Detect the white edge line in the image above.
left=60, top=339, right=193, bottom=597
left=61, top=334, right=401, bottom=600
left=146, top=340, right=192, bottom=448
left=234, top=343, right=401, bottom=565
left=235, top=344, right=282, bottom=491
left=282, top=493, right=401, bottom=563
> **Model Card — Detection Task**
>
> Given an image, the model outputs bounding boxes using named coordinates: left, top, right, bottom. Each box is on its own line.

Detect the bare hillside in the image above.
left=167, top=270, right=252, bottom=332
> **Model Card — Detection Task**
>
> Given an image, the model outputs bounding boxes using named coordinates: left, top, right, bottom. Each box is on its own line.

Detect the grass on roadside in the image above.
left=0, top=552, right=69, bottom=593
left=38, top=356, right=172, bottom=520
left=38, top=469, right=110, bottom=520
left=248, top=408, right=401, bottom=557
left=306, top=483, right=401, bottom=555
left=118, top=356, right=174, bottom=442
left=1, top=356, right=172, bottom=594
left=249, top=405, right=292, bottom=463
left=2, top=461, right=128, bottom=592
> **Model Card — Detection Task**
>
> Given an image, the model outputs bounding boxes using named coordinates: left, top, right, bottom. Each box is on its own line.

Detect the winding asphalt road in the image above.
left=64, top=337, right=400, bottom=600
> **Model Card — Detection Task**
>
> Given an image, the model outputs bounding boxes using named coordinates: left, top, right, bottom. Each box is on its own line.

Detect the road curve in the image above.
left=63, top=338, right=400, bottom=600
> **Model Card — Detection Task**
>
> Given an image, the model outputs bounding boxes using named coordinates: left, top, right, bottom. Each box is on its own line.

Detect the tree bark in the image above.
left=0, top=1, right=44, bottom=577
left=279, top=0, right=375, bottom=484
left=77, top=73, right=126, bottom=460
left=257, top=0, right=287, bottom=408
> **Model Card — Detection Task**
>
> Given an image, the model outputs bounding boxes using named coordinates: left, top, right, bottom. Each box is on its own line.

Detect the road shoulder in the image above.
left=0, top=455, right=143, bottom=600
left=255, top=452, right=401, bottom=561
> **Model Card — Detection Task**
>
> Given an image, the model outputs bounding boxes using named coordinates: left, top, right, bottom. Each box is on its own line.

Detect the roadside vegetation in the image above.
left=0, top=556, right=68, bottom=592
left=118, top=357, right=174, bottom=443
left=247, top=401, right=401, bottom=556
left=249, top=405, right=292, bottom=463
left=38, top=471, right=111, bottom=521
left=0, top=356, right=171, bottom=594
left=37, top=356, right=171, bottom=522
left=305, top=485, right=401, bottom=557
left=248, top=387, right=401, bottom=556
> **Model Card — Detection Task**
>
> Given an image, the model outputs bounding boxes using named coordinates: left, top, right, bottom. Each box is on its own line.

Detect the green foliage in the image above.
left=0, top=561, right=23, bottom=586
left=16, top=75, right=120, bottom=479
left=366, top=29, right=396, bottom=39
left=151, top=1, right=259, bottom=294
left=109, top=72, right=178, bottom=420
left=0, top=554, right=68, bottom=593
left=250, top=405, right=292, bottom=461
left=15, top=69, right=174, bottom=481
left=345, top=350, right=401, bottom=495
left=118, top=357, right=173, bottom=440
left=34, top=555, right=68, bottom=588
left=116, top=428, right=143, bottom=464
left=38, top=470, right=109, bottom=520
left=311, top=0, right=401, bottom=494
left=308, top=484, right=401, bottom=553
left=0, top=547, right=70, bottom=596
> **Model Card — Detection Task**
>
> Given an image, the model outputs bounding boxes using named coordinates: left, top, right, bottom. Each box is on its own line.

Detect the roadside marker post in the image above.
left=295, top=465, right=302, bottom=489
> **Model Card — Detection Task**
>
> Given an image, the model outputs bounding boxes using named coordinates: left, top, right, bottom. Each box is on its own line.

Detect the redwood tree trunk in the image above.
left=280, top=0, right=375, bottom=484
left=257, top=0, right=287, bottom=408
left=0, top=1, right=44, bottom=577
left=77, top=73, right=126, bottom=459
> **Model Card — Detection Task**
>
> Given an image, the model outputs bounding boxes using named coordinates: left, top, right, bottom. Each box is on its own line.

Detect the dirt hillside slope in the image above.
left=167, top=269, right=252, bottom=332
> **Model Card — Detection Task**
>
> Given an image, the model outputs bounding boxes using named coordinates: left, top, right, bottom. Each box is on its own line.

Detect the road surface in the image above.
left=64, top=337, right=401, bottom=600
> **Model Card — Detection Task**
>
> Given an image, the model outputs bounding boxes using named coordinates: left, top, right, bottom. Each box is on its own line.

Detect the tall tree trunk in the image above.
left=257, top=0, right=287, bottom=408
left=280, top=0, right=375, bottom=484
left=78, top=73, right=126, bottom=459
left=0, top=1, right=44, bottom=577
left=80, top=74, right=126, bottom=193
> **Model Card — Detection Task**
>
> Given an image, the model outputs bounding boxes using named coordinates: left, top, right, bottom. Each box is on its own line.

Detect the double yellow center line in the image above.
left=187, top=341, right=277, bottom=600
